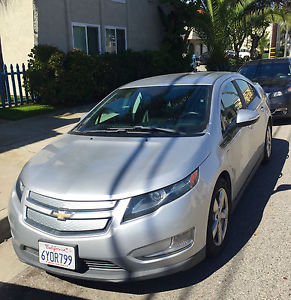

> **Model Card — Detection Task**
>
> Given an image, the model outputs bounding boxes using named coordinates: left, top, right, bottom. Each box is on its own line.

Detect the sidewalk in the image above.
left=0, top=105, right=93, bottom=242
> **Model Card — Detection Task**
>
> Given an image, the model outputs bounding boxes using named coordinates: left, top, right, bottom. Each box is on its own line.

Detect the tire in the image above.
left=206, top=178, right=231, bottom=258
left=263, top=122, right=272, bottom=162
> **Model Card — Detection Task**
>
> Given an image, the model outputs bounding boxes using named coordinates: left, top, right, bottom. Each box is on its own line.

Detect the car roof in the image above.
left=242, top=57, right=291, bottom=66
left=120, top=72, right=235, bottom=88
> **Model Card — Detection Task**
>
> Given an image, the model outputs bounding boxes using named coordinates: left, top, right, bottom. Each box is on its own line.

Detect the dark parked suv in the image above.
left=239, top=58, right=291, bottom=118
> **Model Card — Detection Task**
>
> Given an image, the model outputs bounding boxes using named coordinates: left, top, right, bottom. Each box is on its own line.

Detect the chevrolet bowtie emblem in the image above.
left=51, top=210, right=72, bottom=221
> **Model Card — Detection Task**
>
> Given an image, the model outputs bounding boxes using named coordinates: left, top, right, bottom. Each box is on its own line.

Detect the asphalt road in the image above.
left=0, top=120, right=290, bottom=300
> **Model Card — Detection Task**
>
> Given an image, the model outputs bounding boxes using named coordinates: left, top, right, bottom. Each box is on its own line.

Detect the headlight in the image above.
left=122, top=169, right=199, bottom=222
left=16, top=178, right=25, bottom=201
left=272, top=91, right=283, bottom=97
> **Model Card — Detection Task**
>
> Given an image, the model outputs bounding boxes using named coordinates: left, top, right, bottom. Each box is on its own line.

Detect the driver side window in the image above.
left=221, top=82, right=243, bottom=134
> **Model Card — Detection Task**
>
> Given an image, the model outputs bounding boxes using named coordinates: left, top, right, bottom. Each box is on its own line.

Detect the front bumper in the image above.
left=8, top=182, right=209, bottom=282
left=269, top=94, right=291, bottom=118
left=12, top=238, right=205, bottom=282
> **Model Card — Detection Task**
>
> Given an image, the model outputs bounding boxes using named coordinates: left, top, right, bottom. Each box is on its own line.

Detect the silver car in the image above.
left=9, top=72, right=272, bottom=282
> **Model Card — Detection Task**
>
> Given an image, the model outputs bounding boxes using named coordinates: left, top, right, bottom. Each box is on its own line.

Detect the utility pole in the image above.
left=269, top=23, right=278, bottom=58
left=284, top=23, right=289, bottom=57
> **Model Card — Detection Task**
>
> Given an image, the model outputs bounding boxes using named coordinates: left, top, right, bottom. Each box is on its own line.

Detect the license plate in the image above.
left=39, top=242, right=75, bottom=270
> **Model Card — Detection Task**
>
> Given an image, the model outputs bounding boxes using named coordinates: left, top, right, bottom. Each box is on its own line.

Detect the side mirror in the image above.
left=236, top=109, right=260, bottom=127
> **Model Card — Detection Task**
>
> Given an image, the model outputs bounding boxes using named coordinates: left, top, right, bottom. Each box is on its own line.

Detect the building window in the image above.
left=72, top=23, right=101, bottom=55
left=105, top=27, right=127, bottom=54
left=112, top=0, right=126, bottom=3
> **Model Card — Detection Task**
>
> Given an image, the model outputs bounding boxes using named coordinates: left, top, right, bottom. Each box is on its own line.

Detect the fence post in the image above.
left=4, top=65, right=12, bottom=107
left=16, top=64, right=24, bottom=105
left=22, top=63, right=29, bottom=103
left=10, top=64, right=18, bottom=106
left=0, top=65, right=5, bottom=108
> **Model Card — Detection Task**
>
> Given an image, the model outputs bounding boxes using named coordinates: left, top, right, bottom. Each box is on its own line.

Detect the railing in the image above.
left=0, top=64, right=35, bottom=109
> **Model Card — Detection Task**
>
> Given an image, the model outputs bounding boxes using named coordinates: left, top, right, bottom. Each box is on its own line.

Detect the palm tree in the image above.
left=191, top=0, right=231, bottom=70
left=191, top=0, right=284, bottom=70
left=159, top=0, right=289, bottom=69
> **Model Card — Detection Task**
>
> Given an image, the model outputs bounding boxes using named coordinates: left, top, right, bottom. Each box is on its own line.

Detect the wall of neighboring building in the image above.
left=34, top=0, right=70, bottom=52
left=127, top=0, right=164, bottom=51
left=0, top=0, right=34, bottom=66
left=0, top=0, right=164, bottom=66
left=35, top=0, right=163, bottom=53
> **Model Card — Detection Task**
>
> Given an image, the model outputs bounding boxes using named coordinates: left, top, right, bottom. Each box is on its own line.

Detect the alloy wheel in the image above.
left=266, top=125, right=272, bottom=159
left=212, top=188, right=229, bottom=246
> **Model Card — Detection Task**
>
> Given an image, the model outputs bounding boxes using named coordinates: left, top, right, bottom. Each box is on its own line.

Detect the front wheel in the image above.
left=206, top=178, right=231, bottom=257
left=263, top=122, right=272, bottom=162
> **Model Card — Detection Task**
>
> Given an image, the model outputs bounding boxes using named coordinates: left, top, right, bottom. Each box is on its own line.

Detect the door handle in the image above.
left=260, top=106, right=264, bottom=112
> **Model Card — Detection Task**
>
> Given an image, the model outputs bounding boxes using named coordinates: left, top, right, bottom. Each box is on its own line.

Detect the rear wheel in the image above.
left=206, top=178, right=230, bottom=257
left=263, top=122, right=272, bottom=162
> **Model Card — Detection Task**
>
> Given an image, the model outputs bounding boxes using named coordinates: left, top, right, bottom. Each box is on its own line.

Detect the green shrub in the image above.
left=206, top=49, right=231, bottom=71
left=24, top=45, right=65, bottom=104
left=228, top=57, right=245, bottom=71
left=57, top=50, right=97, bottom=106
left=24, top=45, right=191, bottom=106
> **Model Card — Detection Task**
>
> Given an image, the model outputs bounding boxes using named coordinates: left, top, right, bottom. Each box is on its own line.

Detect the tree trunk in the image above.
left=233, top=44, right=240, bottom=61
left=250, top=35, right=260, bottom=60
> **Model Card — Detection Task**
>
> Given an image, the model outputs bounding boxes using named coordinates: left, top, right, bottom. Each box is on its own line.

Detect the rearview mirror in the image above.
left=79, top=113, right=87, bottom=123
left=236, top=109, right=260, bottom=127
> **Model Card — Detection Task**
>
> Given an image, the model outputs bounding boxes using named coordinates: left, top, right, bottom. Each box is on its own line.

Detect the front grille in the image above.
left=24, top=191, right=117, bottom=236
left=83, top=259, right=123, bottom=271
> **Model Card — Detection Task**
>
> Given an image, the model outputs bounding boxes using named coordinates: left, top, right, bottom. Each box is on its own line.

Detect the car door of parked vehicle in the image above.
left=220, top=80, right=253, bottom=198
left=234, top=79, right=267, bottom=167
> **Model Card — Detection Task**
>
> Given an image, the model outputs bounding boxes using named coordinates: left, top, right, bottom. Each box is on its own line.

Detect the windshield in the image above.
left=73, top=85, right=212, bottom=136
left=240, top=60, right=291, bottom=80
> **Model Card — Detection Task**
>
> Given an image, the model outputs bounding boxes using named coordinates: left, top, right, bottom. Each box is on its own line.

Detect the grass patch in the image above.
left=0, top=104, right=55, bottom=121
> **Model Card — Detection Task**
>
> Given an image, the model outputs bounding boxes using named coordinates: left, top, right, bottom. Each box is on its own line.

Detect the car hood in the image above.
left=21, top=133, right=211, bottom=201
left=253, top=77, right=290, bottom=93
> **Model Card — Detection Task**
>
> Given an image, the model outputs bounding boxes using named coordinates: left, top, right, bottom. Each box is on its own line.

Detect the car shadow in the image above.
left=273, top=117, right=291, bottom=127
left=0, top=282, right=86, bottom=300
left=58, top=137, right=289, bottom=295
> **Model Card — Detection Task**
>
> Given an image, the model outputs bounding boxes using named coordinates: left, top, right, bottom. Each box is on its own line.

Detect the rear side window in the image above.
left=221, top=82, right=243, bottom=133
left=235, top=79, right=256, bottom=106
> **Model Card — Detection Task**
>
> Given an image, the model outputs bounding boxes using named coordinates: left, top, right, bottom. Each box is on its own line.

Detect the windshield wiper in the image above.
left=130, top=126, right=185, bottom=134
left=72, top=126, right=185, bottom=135
left=71, top=128, right=124, bottom=135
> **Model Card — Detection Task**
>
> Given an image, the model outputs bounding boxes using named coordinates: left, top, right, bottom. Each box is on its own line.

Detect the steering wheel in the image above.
left=275, top=73, right=286, bottom=78
left=179, top=112, right=200, bottom=119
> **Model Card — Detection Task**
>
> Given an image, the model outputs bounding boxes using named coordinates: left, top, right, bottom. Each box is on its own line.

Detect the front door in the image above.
left=220, top=80, right=252, bottom=198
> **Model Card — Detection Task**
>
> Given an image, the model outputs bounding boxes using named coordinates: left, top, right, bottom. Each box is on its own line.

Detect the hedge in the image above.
left=24, top=45, right=192, bottom=106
